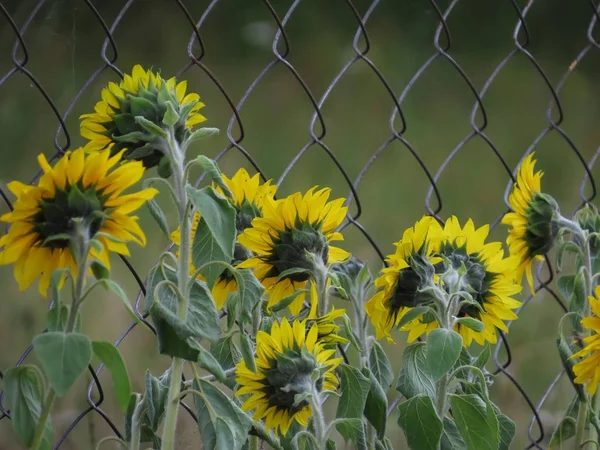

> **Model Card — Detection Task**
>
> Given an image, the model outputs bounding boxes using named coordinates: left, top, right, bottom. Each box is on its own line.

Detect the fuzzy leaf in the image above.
left=336, top=364, right=371, bottom=427
left=397, top=342, right=436, bottom=399
left=369, top=341, right=394, bottom=391
left=449, top=394, right=499, bottom=450
left=426, top=329, right=463, bottom=381
left=362, top=368, right=388, bottom=438
left=397, top=395, right=442, bottom=450
left=92, top=341, right=131, bottom=412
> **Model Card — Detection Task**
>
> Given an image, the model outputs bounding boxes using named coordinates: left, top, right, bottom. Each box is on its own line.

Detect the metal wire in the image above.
left=0, top=0, right=599, bottom=448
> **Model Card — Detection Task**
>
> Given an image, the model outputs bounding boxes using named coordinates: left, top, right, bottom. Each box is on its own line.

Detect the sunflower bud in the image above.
left=330, top=256, right=373, bottom=300
left=574, top=203, right=600, bottom=254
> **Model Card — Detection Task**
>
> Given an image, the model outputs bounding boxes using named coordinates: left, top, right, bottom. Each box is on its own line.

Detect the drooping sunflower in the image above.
left=235, top=317, right=342, bottom=436
left=80, top=65, right=206, bottom=171
left=405, top=217, right=522, bottom=346
left=571, top=286, right=600, bottom=395
left=0, top=148, right=157, bottom=295
left=365, top=216, right=444, bottom=343
left=170, top=168, right=276, bottom=308
left=237, top=187, right=350, bottom=315
left=501, top=153, right=559, bottom=292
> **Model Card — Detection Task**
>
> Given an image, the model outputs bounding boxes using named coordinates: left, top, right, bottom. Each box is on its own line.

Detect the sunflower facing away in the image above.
left=405, top=217, right=522, bottom=346
left=502, top=153, right=558, bottom=292
left=238, top=187, right=350, bottom=315
left=235, top=317, right=342, bottom=436
left=0, top=148, right=157, bottom=295
left=170, top=168, right=276, bottom=308
left=365, top=216, right=444, bottom=343
left=572, top=286, right=600, bottom=395
left=80, top=65, right=206, bottom=170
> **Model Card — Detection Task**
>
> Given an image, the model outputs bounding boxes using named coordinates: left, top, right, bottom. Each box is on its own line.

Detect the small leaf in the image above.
left=449, top=394, right=499, bottom=450
left=187, top=185, right=236, bottom=287
left=135, top=115, right=167, bottom=138
left=397, top=342, right=436, bottom=399
left=195, top=155, right=232, bottom=199
left=397, top=395, right=443, bottom=450
left=92, top=341, right=131, bottom=412
left=549, top=395, right=580, bottom=448
left=335, top=364, right=371, bottom=426
left=441, top=418, right=467, bottom=450
left=369, top=341, right=394, bottom=391
left=557, top=275, right=575, bottom=302
left=198, top=348, right=227, bottom=383
left=362, top=367, right=388, bottom=439
left=569, top=271, right=587, bottom=331
left=187, top=127, right=220, bottom=146
left=162, top=101, right=180, bottom=127
left=144, top=369, right=171, bottom=432
left=33, top=331, right=92, bottom=396
left=4, top=366, right=53, bottom=449
left=398, top=306, right=430, bottom=328
left=233, top=268, right=265, bottom=325
left=47, top=304, right=68, bottom=332
left=456, top=317, right=484, bottom=332
left=426, top=329, right=463, bottom=381
left=91, top=261, right=110, bottom=280
left=146, top=198, right=171, bottom=238
left=239, top=333, right=257, bottom=372
left=335, top=418, right=367, bottom=450
left=557, top=335, right=586, bottom=401
left=473, top=345, right=491, bottom=370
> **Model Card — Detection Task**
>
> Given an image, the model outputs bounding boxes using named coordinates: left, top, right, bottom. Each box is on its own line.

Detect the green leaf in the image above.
left=426, top=329, right=463, bottom=381
left=162, top=100, right=180, bottom=127
left=198, top=348, right=227, bottom=383
left=362, top=367, right=388, bottom=439
left=397, top=342, right=436, bottom=399
left=146, top=198, right=171, bottom=238
left=187, top=127, right=220, bottom=146
left=187, top=185, right=236, bottom=287
left=193, top=378, right=253, bottom=450
left=335, top=364, right=371, bottom=426
left=326, top=439, right=337, bottom=450
left=144, top=369, right=171, bottom=432
left=4, top=366, right=53, bottom=449
left=210, top=335, right=241, bottom=390
left=33, top=331, right=92, bottom=397
left=91, top=260, right=110, bottom=280
left=397, top=395, right=443, bottom=450
left=239, top=333, right=257, bottom=372
left=549, top=395, right=580, bottom=448
left=97, top=278, right=141, bottom=325
left=557, top=275, right=575, bottom=302
left=398, top=306, right=430, bottom=328
left=456, top=317, right=484, bottom=332
left=497, top=413, right=516, bottom=450
left=449, top=394, right=499, bottom=450
left=557, top=335, right=586, bottom=401
left=91, top=341, right=131, bottom=413
left=569, top=271, right=587, bottom=331
left=194, top=154, right=232, bottom=199
left=215, top=417, right=237, bottom=450
left=250, top=421, right=284, bottom=450
left=47, top=304, right=68, bottom=332
left=149, top=300, right=201, bottom=361
left=335, top=418, right=367, bottom=450
left=234, top=268, right=265, bottom=325
left=135, top=115, right=167, bottom=138
left=369, top=341, right=394, bottom=391
left=441, top=418, right=467, bottom=450
left=473, top=345, right=491, bottom=370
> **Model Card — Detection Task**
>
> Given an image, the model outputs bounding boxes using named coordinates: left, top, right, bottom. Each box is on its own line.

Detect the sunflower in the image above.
left=0, top=148, right=157, bottom=295
left=170, top=168, right=276, bottom=308
left=501, top=153, right=558, bottom=292
left=80, top=65, right=206, bottom=171
left=405, top=217, right=522, bottom=346
left=235, top=317, right=342, bottom=436
left=571, top=286, right=600, bottom=395
left=365, top=216, right=443, bottom=343
left=237, top=187, right=350, bottom=315
left=308, top=307, right=349, bottom=346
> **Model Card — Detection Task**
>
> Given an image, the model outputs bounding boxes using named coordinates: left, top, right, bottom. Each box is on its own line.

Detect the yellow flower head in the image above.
left=235, top=318, right=342, bottom=436
left=0, top=148, right=157, bottom=295
left=80, top=64, right=206, bottom=171
left=365, top=216, right=443, bottom=343
left=501, top=153, right=558, bottom=292
left=170, top=168, right=276, bottom=309
left=405, top=217, right=522, bottom=346
left=237, top=186, right=350, bottom=315
left=572, top=286, right=600, bottom=395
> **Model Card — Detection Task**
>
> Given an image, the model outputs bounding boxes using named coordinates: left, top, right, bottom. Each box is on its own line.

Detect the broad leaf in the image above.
left=4, top=365, right=53, bottom=449
left=210, top=335, right=242, bottom=390
left=336, top=364, right=371, bottom=428
left=426, top=329, right=463, bottom=381
left=335, top=418, right=367, bottom=450
left=362, top=368, right=388, bottom=439
left=234, top=268, right=265, bottom=324
left=369, top=341, right=394, bottom=391
left=449, top=394, right=499, bottom=450
left=187, top=185, right=236, bottom=287
left=92, top=341, right=131, bottom=412
left=198, top=348, right=227, bottom=383
left=33, top=331, right=92, bottom=396
left=497, top=413, right=516, bottom=450
left=397, top=343, right=436, bottom=399
left=557, top=275, right=575, bottom=302
left=441, top=418, right=467, bottom=450
left=549, top=395, right=581, bottom=448
left=397, top=395, right=442, bottom=450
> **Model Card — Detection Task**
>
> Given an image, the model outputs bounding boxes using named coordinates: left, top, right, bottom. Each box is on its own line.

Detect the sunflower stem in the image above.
left=249, top=435, right=260, bottom=450
left=308, top=383, right=328, bottom=450
left=316, top=264, right=329, bottom=317
left=435, top=372, right=449, bottom=418
left=161, top=129, right=193, bottom=450
left=31, top=225, right=90, bottom=450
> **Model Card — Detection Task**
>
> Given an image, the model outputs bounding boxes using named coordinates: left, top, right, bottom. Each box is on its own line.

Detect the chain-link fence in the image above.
left=1, top=0, right=600, bottom=448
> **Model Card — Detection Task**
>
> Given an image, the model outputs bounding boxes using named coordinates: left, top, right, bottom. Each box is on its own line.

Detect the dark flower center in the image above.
left=261, top=348, right=319, bottom=414
left=523, top=192, right=559, bottom=259
left=265, top=223, right=329, bottom=283
left=32, top=184, right=107, bottom=249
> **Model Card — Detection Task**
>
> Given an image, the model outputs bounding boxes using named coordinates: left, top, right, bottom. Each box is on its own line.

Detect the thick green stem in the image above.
left=309, top=387, right=328, bottom=450
left=249, top=435, right=260, bottom=450
left=316, top=265, right=329, bottom=317
left=575, top=401, right=590, bottom=450
left=129, top=394, right=144, bottom=450
left=161, top=131, right=192, bottom=450
left=436, top=373, right=449, bottom=418
left=31, top=231, right=89, bottom=450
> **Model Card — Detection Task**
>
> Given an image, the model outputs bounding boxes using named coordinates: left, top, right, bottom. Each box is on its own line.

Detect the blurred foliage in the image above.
left=0, top=0, right=599, bottom=448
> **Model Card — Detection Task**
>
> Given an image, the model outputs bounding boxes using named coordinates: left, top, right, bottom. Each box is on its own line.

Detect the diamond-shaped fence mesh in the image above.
left=0, top=0, right=599, bottom=448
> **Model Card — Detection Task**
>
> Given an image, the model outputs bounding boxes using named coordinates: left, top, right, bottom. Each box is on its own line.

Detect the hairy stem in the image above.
left=309, top=384, right=328, bottom=450
left=436, top=373, right=449, bottom=418
left=161, top=131, right=192, bottom=450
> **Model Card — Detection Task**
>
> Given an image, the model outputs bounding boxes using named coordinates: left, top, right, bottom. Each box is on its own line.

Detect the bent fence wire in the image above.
left=0, top=0, right=599, bottom=449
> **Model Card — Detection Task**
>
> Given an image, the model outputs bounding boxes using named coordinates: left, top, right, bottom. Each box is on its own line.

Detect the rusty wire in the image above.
left=0, top=0, right=599, bottom=449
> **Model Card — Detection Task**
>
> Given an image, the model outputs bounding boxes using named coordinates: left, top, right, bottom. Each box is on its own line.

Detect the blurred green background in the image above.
left=1, top=0, right=600, bottom=448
